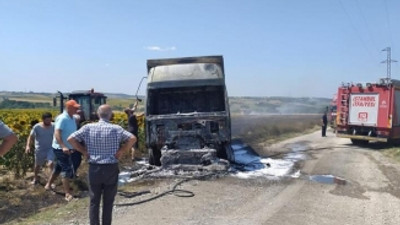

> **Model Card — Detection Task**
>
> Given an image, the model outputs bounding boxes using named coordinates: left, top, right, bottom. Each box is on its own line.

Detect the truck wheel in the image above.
left=148, top=147, right=161, bottom=166
left=351, top=139, right=369, bottom=145
left=217, top=145, right=228, bottom=160
left=223, top=143, right=234, bottom=162
left=350, top=139, right=358, bottom=145
left=388, top=138, right=400, bottom=146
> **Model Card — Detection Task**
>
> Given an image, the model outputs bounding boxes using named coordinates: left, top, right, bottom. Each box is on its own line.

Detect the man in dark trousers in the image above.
left=45, top=100, right=80, bottom=201
left=124, top=100, right=139, bottom=161
left=68, top=104, right=136, bottom=225
left=321, top=111, right=328, bottom=137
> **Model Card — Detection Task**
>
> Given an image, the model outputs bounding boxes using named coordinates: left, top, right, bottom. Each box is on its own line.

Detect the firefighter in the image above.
left=321, top=110, right=328, bottom=137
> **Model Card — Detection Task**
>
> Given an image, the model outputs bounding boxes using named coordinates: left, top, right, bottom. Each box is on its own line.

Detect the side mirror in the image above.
left=53, top=97, right=57, bottom=107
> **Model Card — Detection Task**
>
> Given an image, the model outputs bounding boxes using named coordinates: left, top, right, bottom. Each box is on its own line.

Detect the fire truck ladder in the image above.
left=338, top=88, right=350, bottom=125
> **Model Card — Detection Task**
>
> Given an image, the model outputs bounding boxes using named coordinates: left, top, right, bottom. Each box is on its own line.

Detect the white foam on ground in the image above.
left=118, top=171, right=133, bottom=185
left=234, top=158, right=294, bottom=179
left=231, top=142, right=307, bottom=179
left=284, top=152, right=307, bottom=161
left=291, top=170, right=301, bottom=178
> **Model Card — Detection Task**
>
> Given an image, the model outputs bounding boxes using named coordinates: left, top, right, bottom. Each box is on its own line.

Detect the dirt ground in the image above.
left=4, top=122, right=400, bottom=224
left=107, top=131, right=400, bottom=225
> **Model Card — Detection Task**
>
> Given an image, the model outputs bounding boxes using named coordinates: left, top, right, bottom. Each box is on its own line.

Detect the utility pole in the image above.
left=381, top=47, right=397, bottom=80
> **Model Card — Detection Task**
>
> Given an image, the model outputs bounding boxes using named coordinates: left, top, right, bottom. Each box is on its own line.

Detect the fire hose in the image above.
left=114, top=172, right=220, bottom=207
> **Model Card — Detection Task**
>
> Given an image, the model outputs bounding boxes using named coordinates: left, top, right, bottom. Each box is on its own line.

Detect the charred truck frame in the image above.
left=145, top=56, right=233, bottom=166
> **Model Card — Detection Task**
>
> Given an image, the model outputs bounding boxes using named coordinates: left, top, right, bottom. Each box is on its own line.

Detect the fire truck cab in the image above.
left=336, top=78, right=400, bottom=144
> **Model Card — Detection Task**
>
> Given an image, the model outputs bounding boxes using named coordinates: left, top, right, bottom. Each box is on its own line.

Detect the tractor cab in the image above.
left=54, top=89, right=107, bottom=122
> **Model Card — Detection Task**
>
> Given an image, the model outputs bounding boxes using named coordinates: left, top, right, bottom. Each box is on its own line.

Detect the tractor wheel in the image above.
left=148, top=147, right=161, bottom=166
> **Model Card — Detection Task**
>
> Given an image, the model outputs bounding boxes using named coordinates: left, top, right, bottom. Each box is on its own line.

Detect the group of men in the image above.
left=1, top=100, right=137, bottom=225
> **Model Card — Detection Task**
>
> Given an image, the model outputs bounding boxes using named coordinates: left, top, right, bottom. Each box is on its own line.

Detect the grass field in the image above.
left=231, top=114, right=321, bottom=146
left=106, top=98, right=145, bottom=112
left=0, top=91, right=330, bottom=114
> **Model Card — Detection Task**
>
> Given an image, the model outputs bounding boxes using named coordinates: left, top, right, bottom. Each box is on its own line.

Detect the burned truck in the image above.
left=145, top=55, right=232, bottom=166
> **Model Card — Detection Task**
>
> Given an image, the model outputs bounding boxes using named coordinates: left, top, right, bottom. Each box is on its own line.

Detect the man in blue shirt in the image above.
left=68, top=104, right=135, bottom=225
left=45, top=100, right=80, bottom=202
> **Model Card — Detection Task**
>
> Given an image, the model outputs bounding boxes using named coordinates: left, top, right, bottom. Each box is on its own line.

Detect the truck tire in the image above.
left=148, top=147, right=161, bottom=166
left=224, top=143, right=234, bottom=162
left=351, top=139, right=369, bottom=145
left=388, top=138, right=400, bottom=146
left=217, top=144, right=228, bottom=160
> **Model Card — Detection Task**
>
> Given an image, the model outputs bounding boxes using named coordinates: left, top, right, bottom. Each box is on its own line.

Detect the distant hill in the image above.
left=0, top=91, right=331, bottom=114
left=0, top=91, right=53, bottom=103
left=104, top=92, right=141, bottom=99
left=0, top=91, right=142, bottom=100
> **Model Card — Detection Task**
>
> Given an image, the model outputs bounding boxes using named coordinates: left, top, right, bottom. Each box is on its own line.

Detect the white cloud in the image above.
left=144, top=46, right=177, bottom=51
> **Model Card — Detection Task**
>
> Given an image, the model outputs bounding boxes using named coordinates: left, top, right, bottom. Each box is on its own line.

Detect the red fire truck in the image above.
left=336, top=78, right=400, bottom=144
left=329, top=94, right=337, bottom=131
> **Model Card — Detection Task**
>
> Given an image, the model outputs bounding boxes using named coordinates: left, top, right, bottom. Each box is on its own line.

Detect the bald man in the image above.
left=68, top=104, right=136, bottom=225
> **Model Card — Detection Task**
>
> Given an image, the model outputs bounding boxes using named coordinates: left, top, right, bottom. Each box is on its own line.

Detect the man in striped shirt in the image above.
left=68, top=104, right=136, bottom=225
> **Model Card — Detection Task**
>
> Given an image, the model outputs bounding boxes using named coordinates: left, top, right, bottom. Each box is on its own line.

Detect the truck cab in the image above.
left=145, top=56, right=232, bottom=166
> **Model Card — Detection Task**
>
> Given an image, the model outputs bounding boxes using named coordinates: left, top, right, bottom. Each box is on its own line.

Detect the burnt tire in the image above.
left=217, top=147, right=227, bottom=160
left=148, top=147, right=161, bottom=166
left=223, top=143, right=234, bottom=162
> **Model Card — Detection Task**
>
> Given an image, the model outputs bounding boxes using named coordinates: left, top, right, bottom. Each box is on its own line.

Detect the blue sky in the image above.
left=0, top=0, right=399, bottom=98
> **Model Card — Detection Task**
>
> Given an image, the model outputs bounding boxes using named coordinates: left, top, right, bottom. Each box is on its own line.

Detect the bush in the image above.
left=0, top=134, right=34, bottom=178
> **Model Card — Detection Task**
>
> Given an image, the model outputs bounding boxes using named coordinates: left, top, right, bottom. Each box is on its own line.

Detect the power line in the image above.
left=338, top=0, right=376, bottom=62
left=382, top=0, right=394, bottom=48
left=381, top=47, right=397, bottom=79
left=354, top=0, right=378, bottom=51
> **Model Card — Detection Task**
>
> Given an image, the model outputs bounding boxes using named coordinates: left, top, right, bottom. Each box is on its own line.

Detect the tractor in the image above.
left=53, top=89, right=107, bottom=122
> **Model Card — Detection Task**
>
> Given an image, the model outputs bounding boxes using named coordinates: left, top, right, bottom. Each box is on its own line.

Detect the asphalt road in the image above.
left=111, top=130, right=400, bottom=225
